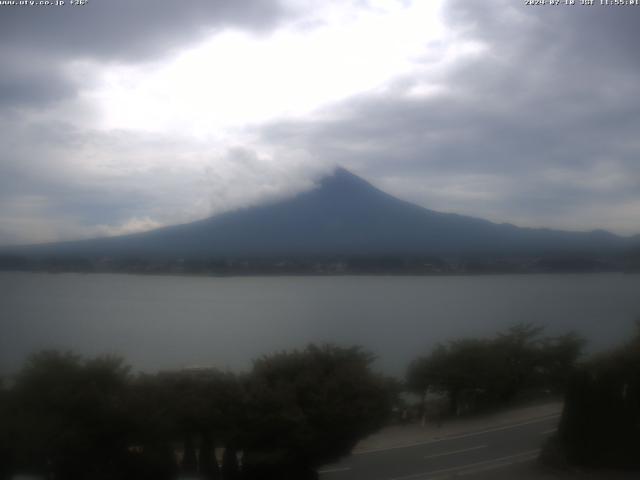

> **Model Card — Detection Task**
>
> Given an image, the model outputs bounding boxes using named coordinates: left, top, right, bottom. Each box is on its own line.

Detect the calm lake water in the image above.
left=1, top=272, right=639, bottom=377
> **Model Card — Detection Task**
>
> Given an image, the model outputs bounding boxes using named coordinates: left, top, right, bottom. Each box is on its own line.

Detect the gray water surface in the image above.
left=1, top=272, right=638, bottom=376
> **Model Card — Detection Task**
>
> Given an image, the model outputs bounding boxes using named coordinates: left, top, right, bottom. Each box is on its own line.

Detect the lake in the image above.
left=1, top=272, right=638, bottom=377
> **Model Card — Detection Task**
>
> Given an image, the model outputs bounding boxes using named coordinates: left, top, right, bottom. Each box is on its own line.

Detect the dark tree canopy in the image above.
left=407, top=324, right=585, bottom=416
left=553, top=322, right=640, bottom=469
left=8, top=351, right=132, bottom=480
left=2, top=344, right=394, bottom=480
left=241, top=345, right=394, bottom=479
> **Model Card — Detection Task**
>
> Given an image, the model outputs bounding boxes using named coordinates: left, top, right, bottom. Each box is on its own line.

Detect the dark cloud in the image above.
left=259, top=0, right=640, bottom=234
left=0, top=0, right=291, bottom=61
left=0, top=0, right=294, bottom=108
left=446, top=0, right=640, bottom=70
left=0, top=49, right=78, bottom=108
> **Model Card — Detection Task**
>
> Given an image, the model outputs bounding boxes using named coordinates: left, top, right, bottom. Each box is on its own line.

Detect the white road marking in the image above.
left=451, top=450, right=540, bottom=478
left=355, top=413, right=560, bottom=455
left=318, top=466, right=352, bottom=475
left=540, top=428, right=557, bottom=435
left=387, top=449, right=540, bottom=480
left=423, top=444, right=487, bottom=460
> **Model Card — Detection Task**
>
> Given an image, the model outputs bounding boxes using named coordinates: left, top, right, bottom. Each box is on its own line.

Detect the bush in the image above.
left=554, top=326, right=640, bottom=469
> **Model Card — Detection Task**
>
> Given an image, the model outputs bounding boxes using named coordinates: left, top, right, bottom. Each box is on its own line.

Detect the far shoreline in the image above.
left=0, top=269, right=636, bottom=279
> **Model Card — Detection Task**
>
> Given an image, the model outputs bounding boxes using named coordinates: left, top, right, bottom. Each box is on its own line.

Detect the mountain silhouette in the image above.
left=4, top=167, right=635, bottom=259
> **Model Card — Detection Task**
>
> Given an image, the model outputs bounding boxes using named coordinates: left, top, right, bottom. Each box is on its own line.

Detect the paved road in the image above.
left=319, top=414, right=560, bottom=480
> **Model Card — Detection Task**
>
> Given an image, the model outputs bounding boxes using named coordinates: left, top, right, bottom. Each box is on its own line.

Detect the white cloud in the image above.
left=89, top=0, right=448, bottom=136
left=89, top=217, right=165, bottom=238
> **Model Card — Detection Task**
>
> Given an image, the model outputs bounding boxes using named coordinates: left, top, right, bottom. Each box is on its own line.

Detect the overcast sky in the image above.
left=1, top=0, right=639, bottom=245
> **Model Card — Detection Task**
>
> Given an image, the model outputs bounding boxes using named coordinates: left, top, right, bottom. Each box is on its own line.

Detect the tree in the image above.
left=10, top=351, right=132, bottom=480
left=407, top=324, right=585, bottom=417
left=492, top=323, right=545, bottom=402
left=408, top=338, right=504, bottom=415
left=537, top=332, right=585, bottom=394
left=222, top=446, right=241, bottom=480
left=553, top=323, right=640, bottom=468
left=124, top=373, right=178, bottom=480
left=128, top=367, right=242, bottom=479
left=240, top=344, right=394, bottom=479
left=406, top=354, right=434, bottom=422
left=0, top=377, right=14, bottom=480
left=199, top=432, right=220, bottom=480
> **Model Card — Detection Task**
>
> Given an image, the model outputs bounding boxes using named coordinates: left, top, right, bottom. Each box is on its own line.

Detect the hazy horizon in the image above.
left=4, top=166, right=640, bottom=250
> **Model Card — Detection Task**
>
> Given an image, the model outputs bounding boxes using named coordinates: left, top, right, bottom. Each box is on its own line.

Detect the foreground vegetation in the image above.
left=0, top=345, right=394, bottom=480
left=1, top=322, right=637, bottom=479
left=406, top=324, right=584, bottom=418
left=544, top=324, right=640, bottom=470
left=408, top=323, right=640, bottom=471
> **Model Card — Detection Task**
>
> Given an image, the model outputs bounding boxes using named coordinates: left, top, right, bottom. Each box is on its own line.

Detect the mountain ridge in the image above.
left=2, top=167, right=637, bottom=260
